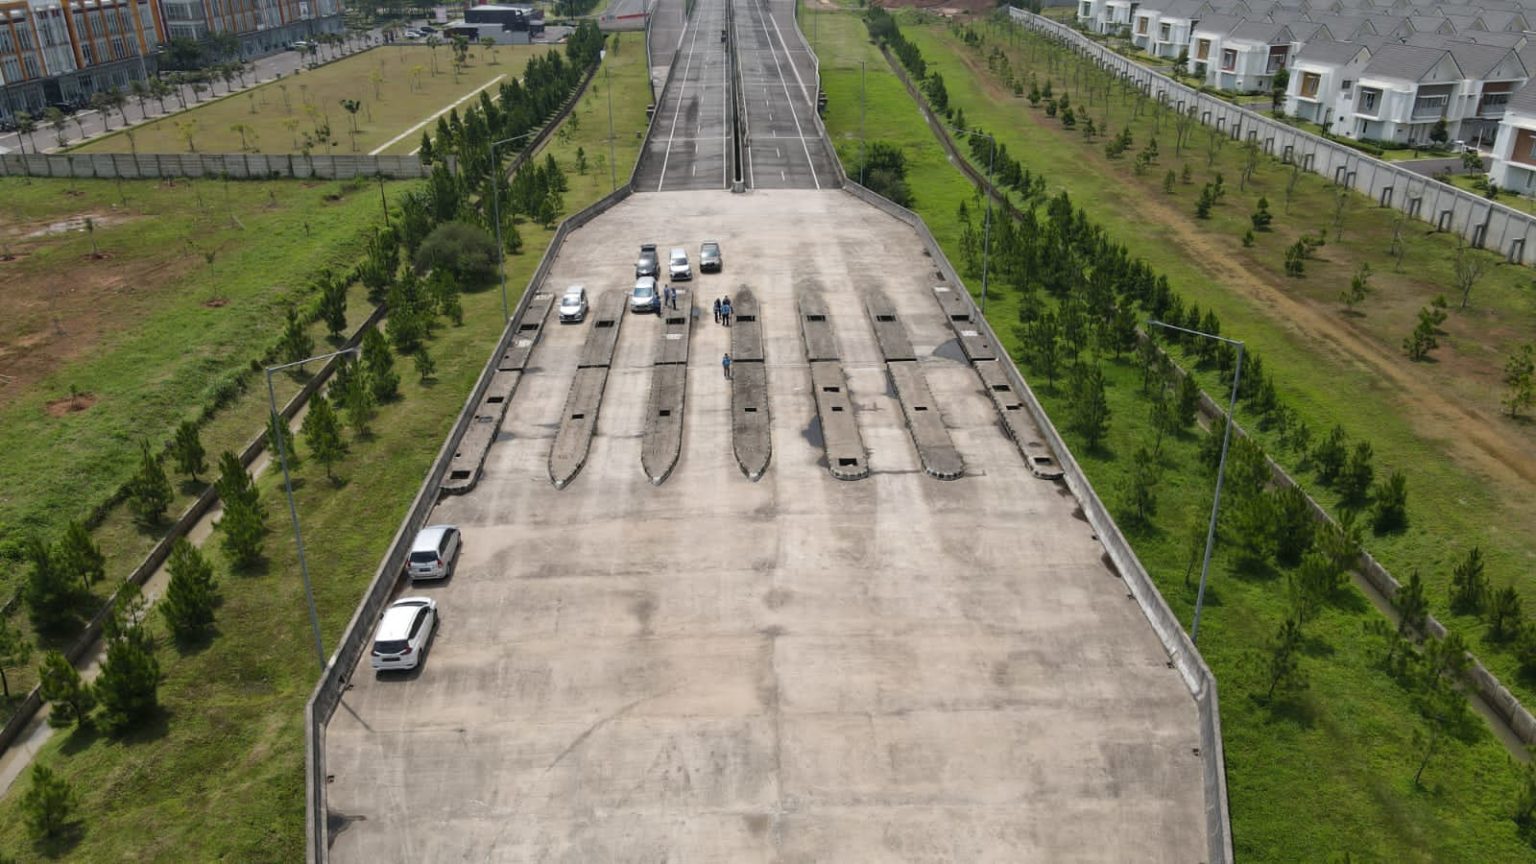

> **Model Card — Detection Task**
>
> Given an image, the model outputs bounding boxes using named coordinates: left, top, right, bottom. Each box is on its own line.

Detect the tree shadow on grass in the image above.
left=178, top=478, right=208, bottom=497
left=1329, top=585, right=1371, bottom=616
left=231, top=555, right=271, bottom=578
left=1229, top=554, right=1279, bottom=583
left=109, top=706, right=171, bottom=747
left=170, top=625, right=223, bottom=659
left=59, top=722, right=100, bottom=756
left=32, top=820, right=85, bottom=859
left=1300, top=632, right=1336, bottom=659
left=1253, top=691, right=1318, bottom=730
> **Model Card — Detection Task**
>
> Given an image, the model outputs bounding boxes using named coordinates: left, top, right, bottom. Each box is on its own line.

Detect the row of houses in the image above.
left=1075, top=0, right=1536, bottom=193
left=0, top=0, right=343, bottom=120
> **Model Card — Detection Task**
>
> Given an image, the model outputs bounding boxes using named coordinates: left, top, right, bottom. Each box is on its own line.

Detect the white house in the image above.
left=1077, top=0, right=1116, bottom=34
left=1446, top=41, right=1528, bottom=146
left=1214, top=21, right=1295, bottom=91
left=1349, top=43, right=1464, bottom=142
left=1488, top=78, right=1536, bottom=192
left=1189, top=13, right=1246, bottom=81
left=1286, top=38, right=1373, bottom=131
left=1131, top=0, right=1207, bottom=58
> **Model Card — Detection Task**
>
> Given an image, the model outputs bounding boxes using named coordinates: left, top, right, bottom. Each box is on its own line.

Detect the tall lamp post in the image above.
left=489, top=129, right=542, bottom=322
left=951, top=125, right=997, bottom=315
left=604, top=49, right=617, bottom=192
left=265, top=347, right=360, bottom=669
left=1146, top=320, right=1244, bottom=645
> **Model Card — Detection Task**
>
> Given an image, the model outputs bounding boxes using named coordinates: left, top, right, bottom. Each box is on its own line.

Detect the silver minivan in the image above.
left=668, top=247, right=692, bottom=281
left=407, top=524, right=460, bottom=580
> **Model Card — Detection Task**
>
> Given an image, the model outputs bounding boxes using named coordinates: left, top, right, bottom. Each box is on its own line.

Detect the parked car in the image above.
left=630, top=277, right=660, bottom=314
left=668, top=247, right=692, bottom=281
left=1028, top=452, right=1064, bottom=481
left=699, top=241, right=722, bottom=273
left=370, top=597, right=438, bottom=672
left=635, top=243, right=659, bottom=279
left=559, top=284, right=589, bottom=323
left=407, top=524, right=460, bottom=580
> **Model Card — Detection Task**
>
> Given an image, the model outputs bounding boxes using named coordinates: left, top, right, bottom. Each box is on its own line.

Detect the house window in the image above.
left=1137, top=17, right=1147, bottom=33
left=1341, top=79, right=1352, bottom=96
left=1480, top=92, right=1509, bottom=116
left=1412, top=94, right=1447, bottom=118
left=1358, top=89, right=1379, bottom=113
left=1080, top=2, right=1091, bottom=16
left=1196, top=38, right=1209, bottom=60
left=1300, top=72, right=1321, bottom=98
left=1221, top=49, right=1236, bottom=71
left=1527, top=137, right=1536, bottom=160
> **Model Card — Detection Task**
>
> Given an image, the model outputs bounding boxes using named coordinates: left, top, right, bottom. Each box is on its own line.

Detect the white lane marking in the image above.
left=371, top=74, right=507, bottom=155
left=763, top=0, right=813, bottom=104
left=656, top=8, right=703, bottom=191
left=748, top=0, right=819, bottom=189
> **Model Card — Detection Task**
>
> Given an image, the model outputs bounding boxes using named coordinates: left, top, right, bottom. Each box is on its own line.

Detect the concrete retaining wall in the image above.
left=1009, top=8, right=1536, bottom=265
left=844, top=179, right=1233, bottom=864
left=0, top=152, right=427, bottom=180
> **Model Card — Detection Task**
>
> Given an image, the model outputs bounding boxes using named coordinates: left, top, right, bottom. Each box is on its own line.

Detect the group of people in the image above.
left=712, top=297, right=734, bottom=326
left=661, top=284, right=681, bottom=311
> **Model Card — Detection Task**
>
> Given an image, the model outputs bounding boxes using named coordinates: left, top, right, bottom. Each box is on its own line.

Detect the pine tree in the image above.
left=334, top=360, right=375, bottom=436
left=1264, top=619, right=1307, bottom=702
left=171, top=419, right=207, bottom=482
left=1372, top=470, right=1409, bottom=533
left=215, top=450, right=259, bottom=511
left=363, top=328, right=400, bottom=402
left=220, top=496, right=265, bottom=570
left=415, top=347, right=437, bottom=382
left=23, top=538, right=80, bottom=634
left=267, top=412, right=299, bottom=467
left=1175, top=373, right=1201, bottom=429
left=20, top=764, right=77, bottom=843
left=302, top=392, right=347, bottom=481
left=160, top=539, right=218, bottom=642
left=95, top=627, right=161, bottom=732
left=1068, top=363, right=1111, bottom=450
left=319, top=272, right=349, bottom=338
left=126, top=440, right=172, bottom=526
left=55, top=521, right=105, bottom=593
left=278, top=306, right=314, bottom=364
left=38, top=650, right=94, bottom=728
left=1449, top=546, right=1489, bottom=615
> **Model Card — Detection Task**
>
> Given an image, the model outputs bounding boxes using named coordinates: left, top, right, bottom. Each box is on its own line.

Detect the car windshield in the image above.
left=703, top=244, right=718, bottom=255
left=561, top=294, right=582, bottom=305
left=671, top=254, right=686, bottom=263
left=634, top=285, right=656, bottom=298
left=374, top=639, right=408, bottom=655
left=409, top=550, right=437, bottom=563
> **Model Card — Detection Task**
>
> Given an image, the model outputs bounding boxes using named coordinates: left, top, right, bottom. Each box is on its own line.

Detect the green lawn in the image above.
left=73, top=44, right=551, bottom=156
left=0, top=38, right=648, bottom=860
left=538, top=29, right=651, bottom=203
left=903, top=12, right=1536, bottom=711
left=815, top=9, right=1536, bottom=862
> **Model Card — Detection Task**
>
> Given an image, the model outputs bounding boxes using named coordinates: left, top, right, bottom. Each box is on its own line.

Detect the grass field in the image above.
left=73, top=43, right=551, bottom=156
left=0, top=39, right=648, bottom=859
left=910, top=14, right=1536, bottom=708
left=814, top=9, right=1536, bottom=861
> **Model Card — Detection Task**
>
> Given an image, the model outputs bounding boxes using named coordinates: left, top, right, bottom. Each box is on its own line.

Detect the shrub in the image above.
left=413, top=221, right=499, bottom=286
left=161, top=539, right=218, bottom=642
left=20, top=765, right=76, bottom=843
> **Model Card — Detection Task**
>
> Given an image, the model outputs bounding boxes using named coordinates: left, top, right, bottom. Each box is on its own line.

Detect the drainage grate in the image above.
left=837, top=458, right=859, bottom=467
left=449, top=470, right=472, bottom=480
left=806, top=314, right=827, bottom=322
left=831, top=406, right=844, bottom=412
left=744, top=406, right=758, bottom=413
left=950, top=314, right=969, bottom=322
left=487, top=395, right=505, bottom=403
left=914, top=406, right=928, bottom=412
left=876, top=314, right=896, bottom=322
left=737, top=314, right=757, bottom=322
left=596, top=320, right=615, bottom=328
left=571, top=413, right=585, bottom=420
left=659, top=409, right=671, bottom=417
left=519, top=323, right=540, bottom=332
left=992, top=384, right=1010, bottom=392
left=822, top=386, right=840, bottom=393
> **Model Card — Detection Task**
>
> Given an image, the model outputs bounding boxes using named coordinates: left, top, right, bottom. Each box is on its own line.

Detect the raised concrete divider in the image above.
left=798, top=292, right=868, bottom=481
left=550, top=290, right=629, bottom=488
left=0, top=152, right=427, bottom=179
left=1011, top=7, right=1536, bottom=266
left=641, top=298, right=694, bottom=484
left=867, top=292, right=963, bottom=480
left=842, top=179, right=1233, bottom=864
left=729, top=288, right=771, bottom=480
left=439, top=295, right=554, bottom=496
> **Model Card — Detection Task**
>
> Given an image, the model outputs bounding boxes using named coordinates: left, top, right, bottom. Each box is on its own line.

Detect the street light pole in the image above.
left=1146, top=320, right=1244, bottom=645
left=265, top=347, right=361, bottom=669
left=489, top=129, right=541, bottom=322
left=859, top=60, right=866, bottom=187
left=951, top=125, right=997, bottom=315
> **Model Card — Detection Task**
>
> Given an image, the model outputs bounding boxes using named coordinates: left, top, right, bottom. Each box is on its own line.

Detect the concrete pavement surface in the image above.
left=633, top=0, right=733, bottom=191
left=647, top=0, right=690, bottom=90
left=324, top=190, right=1206, bottom=862
left=736, top=0, right=839, bottom=189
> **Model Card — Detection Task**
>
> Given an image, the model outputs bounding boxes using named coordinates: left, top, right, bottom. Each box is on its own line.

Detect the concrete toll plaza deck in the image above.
left=324, top=190, right=1207, bottom=862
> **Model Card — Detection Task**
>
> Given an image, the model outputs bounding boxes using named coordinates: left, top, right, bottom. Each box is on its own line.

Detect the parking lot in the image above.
left=324, top=189, right=1206, bottom=862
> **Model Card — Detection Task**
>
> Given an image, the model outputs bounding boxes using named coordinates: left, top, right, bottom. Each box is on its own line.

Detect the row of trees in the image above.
left=966, top=11, right=1536, bottom=797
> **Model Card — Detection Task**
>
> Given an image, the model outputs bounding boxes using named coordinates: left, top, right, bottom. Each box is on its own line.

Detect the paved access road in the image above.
left=735, top=0, right=838, bottom=189
left=632, top=0, right=733, bottom=190
left=324, top=190, right=1207, bottom=862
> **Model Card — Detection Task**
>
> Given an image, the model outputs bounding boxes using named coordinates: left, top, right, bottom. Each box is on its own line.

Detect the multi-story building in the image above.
left=1, top=0, right=342, bottom=124
left=1489, top=78, right=1536, bottom=193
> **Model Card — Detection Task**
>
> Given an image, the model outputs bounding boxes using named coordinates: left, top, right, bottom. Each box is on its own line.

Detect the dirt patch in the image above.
left=22, top=212, right=129, bottom=239
left=941, top=35, right=1536, bottom=497
left=45, top=391, right=97, bottom=416
left=203, top=297, right=230, bottom=308
left=876, top=0, right=995, bottom=17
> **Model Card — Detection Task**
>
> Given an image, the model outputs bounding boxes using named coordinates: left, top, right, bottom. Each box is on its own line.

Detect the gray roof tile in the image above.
left=1296, top=37, right=1372, bottom=63
left=1361, top=42, right=1460, bottom=80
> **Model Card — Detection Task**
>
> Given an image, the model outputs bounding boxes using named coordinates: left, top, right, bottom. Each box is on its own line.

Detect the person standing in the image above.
left=713, top=297, right=722, bottom=324
left=721, top=297, right=733, bottom=327
left=722, top=352, right=732, bottom=379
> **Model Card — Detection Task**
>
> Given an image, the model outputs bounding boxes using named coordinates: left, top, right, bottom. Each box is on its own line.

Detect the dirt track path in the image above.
left=943, top=37, right=1536, bottom=505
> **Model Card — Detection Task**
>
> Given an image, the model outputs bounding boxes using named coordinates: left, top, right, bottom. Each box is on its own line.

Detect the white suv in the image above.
left=371, top=597, right=438, bottom=672
left=407, top=524, right=460, bottom=580
left=668, top=247, right=692, bottom=281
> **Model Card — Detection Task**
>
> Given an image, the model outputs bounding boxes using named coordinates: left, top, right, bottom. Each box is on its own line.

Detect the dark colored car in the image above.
left=635, top=243, right=659, bottom=279
left=699, top=241, right=722, bottom=273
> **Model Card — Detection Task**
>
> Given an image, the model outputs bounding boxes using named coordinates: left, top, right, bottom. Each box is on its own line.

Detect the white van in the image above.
left=407, top=524, right=460, bottom=580
left=668, top=247, right=692, bottom=281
